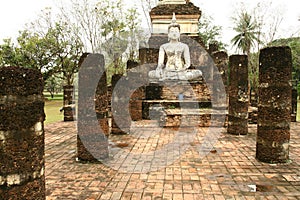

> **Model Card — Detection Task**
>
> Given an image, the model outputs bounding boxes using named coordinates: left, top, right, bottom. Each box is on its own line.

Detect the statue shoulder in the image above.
left=160, top=43, right=168, bottom=49
left=179, top=42, right=189, bottom=48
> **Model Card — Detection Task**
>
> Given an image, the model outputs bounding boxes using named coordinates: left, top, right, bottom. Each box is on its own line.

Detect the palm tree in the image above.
left=231, top=11, right=259, bottom=56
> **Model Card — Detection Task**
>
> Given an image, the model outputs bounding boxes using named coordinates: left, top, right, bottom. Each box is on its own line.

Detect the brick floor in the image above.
left=45, top=121, right=300, bottom=200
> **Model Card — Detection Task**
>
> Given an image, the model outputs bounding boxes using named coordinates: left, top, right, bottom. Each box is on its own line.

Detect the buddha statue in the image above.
left=148, top=13, right=202, bottom=81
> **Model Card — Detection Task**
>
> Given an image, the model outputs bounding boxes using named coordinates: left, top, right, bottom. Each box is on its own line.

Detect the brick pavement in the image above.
left=45, top=121, right=300, bottom=200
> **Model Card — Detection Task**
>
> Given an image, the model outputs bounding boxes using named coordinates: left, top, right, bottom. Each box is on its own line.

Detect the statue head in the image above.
left=168, top=13, right=180, bottom=41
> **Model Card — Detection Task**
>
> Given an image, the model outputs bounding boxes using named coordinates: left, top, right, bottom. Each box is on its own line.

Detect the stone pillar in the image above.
left=212, top=51, right=229, bottom=93
left=111, top=74, right=131, bottom=134
left=0, top=67, right=45, bottom=199
left=77, top=54, right=109, bottom=161
left=126, top=60, right=145, bottom=121
left=95, top=71, right=110, bottom=136
left=227, top=55, right=249, bottom=135
left=129, top=81, right=145, bottom=121
left=63, top=85, right=74, bottom=121
left=256, top=46, right=292, bottom=163
left=291, top=88, right=298, bottom=122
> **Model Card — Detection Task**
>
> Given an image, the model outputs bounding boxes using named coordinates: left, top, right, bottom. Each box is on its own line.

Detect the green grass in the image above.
left=44, top=92, right=64, bottom=125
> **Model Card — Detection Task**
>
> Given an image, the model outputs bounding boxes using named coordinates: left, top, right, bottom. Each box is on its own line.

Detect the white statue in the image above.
left=149, top=13, right=202, bottom=81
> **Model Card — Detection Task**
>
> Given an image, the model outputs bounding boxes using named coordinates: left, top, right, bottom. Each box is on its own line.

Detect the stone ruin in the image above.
left=74, top=0, right=295, bottom=164
left=0, top=1, right=297, bottom=198
left=0, top=67, right=45, bottom=199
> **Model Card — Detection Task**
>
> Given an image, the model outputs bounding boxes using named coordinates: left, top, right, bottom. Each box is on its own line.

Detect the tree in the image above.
left=15, top=30, right=56, bottom=80
left=47, top=21, right=84, bottom=86
left=0, top=39, right=21, bottom=66
left=58, top=0, right=103, bottom=53
left=231, top=2, right=285, bottom=95
left=231, top=11, right=260, bottom=56
left=198, top=14, right=226, bottom=50
left=44, top=74, right=63, bottom=99
left=251, top=1, right=284, bottom=51
left=0, top=30, right=57, bottom=80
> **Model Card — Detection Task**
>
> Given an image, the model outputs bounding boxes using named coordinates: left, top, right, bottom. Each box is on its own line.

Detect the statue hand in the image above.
left=183, top=64, right=190, bottom=70
left=155, top=68, right=163, bottom=78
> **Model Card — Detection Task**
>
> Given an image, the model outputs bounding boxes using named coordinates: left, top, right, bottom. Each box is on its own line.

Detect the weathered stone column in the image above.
left=95, top=71, right=110, bottom=136
left=0, top=67, right=45, bottom=199
left=129, top=78, right=145, bottom=121
left=256, top=46, right=292, bottom=163
left=227, top=55, right=249, bottom=135
left=63, top=85, right=74, bottom=121
left=291, top=88, right=298, bottom=122
left=77, top=54, right=109, bottom=161
left=212, top=51, right=229, bottom=93
left=111, top=74, right=132, bottom=134
left=126, top=60, right=145, bottom=121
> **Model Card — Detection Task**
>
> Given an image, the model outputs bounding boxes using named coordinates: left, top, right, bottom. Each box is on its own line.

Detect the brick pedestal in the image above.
left=291, top=88, right=297, bottom=122
left=256, top=46, right=292, bottom=163
left=227, top=55, right=249, bottom=135
left=63, top=85, right=75, bottom=121
left=212, top=51, right=228, bottom=94
left=0, top=67, right=45, bottom=200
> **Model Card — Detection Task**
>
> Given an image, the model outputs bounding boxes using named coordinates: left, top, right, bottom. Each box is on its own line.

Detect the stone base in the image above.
left=160, top=108, right=227, bottom=127
left=0, top=178, right=45, bottom=200
left=148, top=79, right=211, bottom=101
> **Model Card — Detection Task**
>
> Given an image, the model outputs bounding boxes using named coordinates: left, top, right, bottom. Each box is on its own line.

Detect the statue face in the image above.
left=168, top=27, right=180, bottom=40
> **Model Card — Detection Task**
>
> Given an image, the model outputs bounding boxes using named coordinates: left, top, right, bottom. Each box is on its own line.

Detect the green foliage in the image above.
left=44, top=75, right=63, bottom=99
left=1, top=0, right=143, bottom=88
left=47, top=21, right=84, bottom=85
left=198, top=14, right=226, bottom=50
left=0, top=7, right=84, bottom=87
left=0, top=39, right=21, bottom=66
left=231, top=11, right=260, bottom=55
left=17, top=30, right=55, bottom=78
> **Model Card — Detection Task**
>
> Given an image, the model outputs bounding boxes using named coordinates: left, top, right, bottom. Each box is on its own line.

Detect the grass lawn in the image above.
left=44, top=100, right=63, bottom=125
left=44, top=92, right=64, bottom=124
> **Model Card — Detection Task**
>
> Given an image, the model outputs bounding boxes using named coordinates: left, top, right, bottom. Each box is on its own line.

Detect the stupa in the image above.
left=150, top=0, right=201, bottom=36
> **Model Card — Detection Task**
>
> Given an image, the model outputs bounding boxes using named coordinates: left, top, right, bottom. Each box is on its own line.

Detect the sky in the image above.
left=0, top=0, right=299, bottom=52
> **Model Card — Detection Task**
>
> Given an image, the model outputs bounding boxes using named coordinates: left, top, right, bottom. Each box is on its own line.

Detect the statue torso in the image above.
left=161, top=42, right=187, bottom=71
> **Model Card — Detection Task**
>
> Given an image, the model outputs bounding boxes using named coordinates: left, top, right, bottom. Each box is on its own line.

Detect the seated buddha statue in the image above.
left=148, top=13, right=202, bottom=81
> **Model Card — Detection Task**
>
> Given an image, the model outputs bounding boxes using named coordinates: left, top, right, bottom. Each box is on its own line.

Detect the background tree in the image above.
left=231, top=11, right=259, bottom=56
left=231, top=2, right=285, bottom=96
left=231, top=8, right=260, bottom=98
left=0, top=39, right=21, bottom=66
left=198, top=13, right=226, bottom=50
left=58, top=0, right=102, bottom=53
left=44, top=74, right=63, bottom=99
left=252, top=1, right=284, bottom=51
left=47, top=20, right=84, bottom=86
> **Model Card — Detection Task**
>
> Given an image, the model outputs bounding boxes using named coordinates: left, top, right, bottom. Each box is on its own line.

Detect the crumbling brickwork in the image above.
left=227, top=55, right=249, bottom=135
left=0, top=66, right=45, bottom=200
left=256, top=46, right=292, bottom=163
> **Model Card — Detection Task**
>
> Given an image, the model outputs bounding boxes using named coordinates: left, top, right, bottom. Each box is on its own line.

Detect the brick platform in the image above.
left=45, top=121, right=300, bottom=199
